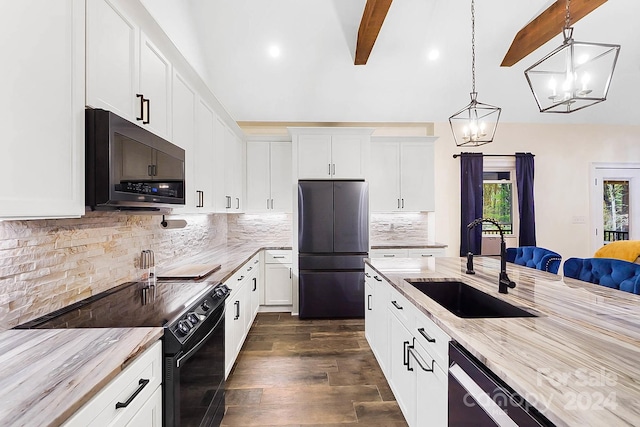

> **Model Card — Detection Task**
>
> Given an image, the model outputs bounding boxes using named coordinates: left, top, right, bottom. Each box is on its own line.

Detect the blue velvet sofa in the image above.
left=563, top=257, right=640, bottom=295
left=505, top=246, right=562, bottom=274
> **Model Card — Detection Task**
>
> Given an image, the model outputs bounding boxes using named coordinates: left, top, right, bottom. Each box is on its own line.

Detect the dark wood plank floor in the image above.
left=222, top=312, right=408, bottom=426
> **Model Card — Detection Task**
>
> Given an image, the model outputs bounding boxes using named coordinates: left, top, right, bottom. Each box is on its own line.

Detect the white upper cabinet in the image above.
left=0, top=0, right=85, bottom=219
left=293, top=129, right=372, bottom=179
left=193, top=98, right=216, bottom=211
left=171, top=71, right=196, bottom=212
left=246, top=141, right=292, bottom=213
left=370, top=137, right=437, bottom=212
left=87, top=0, right=171, bottom=139
left=138, top=32, right=171, bottom=138
left=224, top=127, right=245, bottom=212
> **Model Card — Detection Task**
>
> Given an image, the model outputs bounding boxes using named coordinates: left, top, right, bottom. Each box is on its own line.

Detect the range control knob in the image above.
left=177, top=320, right=191, bottom=336
left=187, top=312, right=199, bottom=324
left=201, top=300, right=211, bottom=311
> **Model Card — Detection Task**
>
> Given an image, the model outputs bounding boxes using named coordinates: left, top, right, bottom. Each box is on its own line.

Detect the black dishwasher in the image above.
left=448, top=342, right=555, bottom=427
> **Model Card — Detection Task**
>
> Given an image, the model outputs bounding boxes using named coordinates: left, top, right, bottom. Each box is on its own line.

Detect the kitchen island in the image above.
left=366, top=256, right=640, bottom=426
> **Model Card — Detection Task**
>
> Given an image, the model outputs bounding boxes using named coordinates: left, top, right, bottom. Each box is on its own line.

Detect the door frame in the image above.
left=590, top=162, right=640, bottom=254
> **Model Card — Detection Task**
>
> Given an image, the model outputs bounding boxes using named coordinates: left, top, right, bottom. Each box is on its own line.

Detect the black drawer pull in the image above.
left=418, top=327, right=436, bottom=343
left=373, top=276, right=382, bottom=282
left=365, top=272, right=371, bottom=278
left=367, top=294, right=372, bottom=310
left=115, top=378, right=149, bottom=409
left=237, top=275, right=245, bottom=281
left=392, top=300, right=403, bottom=310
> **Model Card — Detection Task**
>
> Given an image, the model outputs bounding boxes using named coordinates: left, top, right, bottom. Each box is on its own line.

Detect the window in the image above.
left=483, top=171, right=514, bottom=235
left=603, top=179, right=629, bottom=242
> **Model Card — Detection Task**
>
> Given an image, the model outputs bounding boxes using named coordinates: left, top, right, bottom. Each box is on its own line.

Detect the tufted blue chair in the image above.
left=563, top=257, right=640, bottom=295
left=505, top=246, right=562, bottom=274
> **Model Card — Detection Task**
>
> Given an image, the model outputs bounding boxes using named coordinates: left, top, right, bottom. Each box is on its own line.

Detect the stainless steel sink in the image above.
left=408, top=280, right=537, bottom=319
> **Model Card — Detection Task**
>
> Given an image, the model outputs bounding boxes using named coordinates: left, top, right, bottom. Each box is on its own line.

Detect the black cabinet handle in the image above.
left=392, top=300, right=403, bottom=310
left=143, top=97, right=150, bottom=124
left=115, top=378, right=149, bottom=409
left=234, top=301, right=240, bottom=320
left=373, top=276, right=382, bottom=282
left=236, top=197, right=240, bottom=209
left=365, top=272, right=371, bottom=278
left=252, top=277, right=257, bottom=292
left=403, top=340, right=410, bottom=367
left=408, top=345, right=434, bottom=372
left=247, top=266, right=253, bottom=272
left=136, top=94, right=144, bottom=121
left=367, top=294, right=372, bottom=310
left=237, top=275, right=245, bottom=281
left=289, top=268, right=292, bottom=279
left=147, top=165, right=153, bottom=177
left=226, top=196, right=232, bottom=209
left=418, top=327, right=436, bottom=343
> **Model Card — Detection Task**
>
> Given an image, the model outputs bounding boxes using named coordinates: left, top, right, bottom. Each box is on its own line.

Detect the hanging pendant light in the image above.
left=449, top=0, right=501, bottom=147
left=524, top=0, right=620, bottom=113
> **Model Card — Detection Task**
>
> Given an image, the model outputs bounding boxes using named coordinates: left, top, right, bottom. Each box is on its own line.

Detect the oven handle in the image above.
left=176, top=313, right=224, bottom=368
left=449, top=362, right=518, bottom=427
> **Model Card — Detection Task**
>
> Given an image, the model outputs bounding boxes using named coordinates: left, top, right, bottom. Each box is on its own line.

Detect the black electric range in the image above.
left=17, top=279, right=230, bottom=427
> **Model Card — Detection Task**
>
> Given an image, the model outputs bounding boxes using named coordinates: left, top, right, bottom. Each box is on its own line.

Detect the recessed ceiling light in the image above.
left=428, top=49, right=440, bottom=61
left=268, top=45, right=281, bottom=58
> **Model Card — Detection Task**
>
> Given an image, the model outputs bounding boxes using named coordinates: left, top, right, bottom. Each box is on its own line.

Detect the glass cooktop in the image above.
left=18, top=280, right=216, bottom=329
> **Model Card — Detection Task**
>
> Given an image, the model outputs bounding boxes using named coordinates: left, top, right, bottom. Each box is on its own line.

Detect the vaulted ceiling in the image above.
left=142, top=0, right=639, bottom=125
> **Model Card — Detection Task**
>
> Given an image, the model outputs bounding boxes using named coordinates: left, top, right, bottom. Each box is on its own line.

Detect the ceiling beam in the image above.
left=501, top=0, right=608, bottom=67
left=355, top=0, right=393, bottom=65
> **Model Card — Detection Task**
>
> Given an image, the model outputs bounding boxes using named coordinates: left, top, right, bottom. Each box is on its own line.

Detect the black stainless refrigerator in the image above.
left=298, top=180, right=369, bottom=319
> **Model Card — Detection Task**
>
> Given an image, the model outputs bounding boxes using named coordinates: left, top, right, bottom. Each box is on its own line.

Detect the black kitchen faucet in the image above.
left=465, top=218, right=516, bottom=294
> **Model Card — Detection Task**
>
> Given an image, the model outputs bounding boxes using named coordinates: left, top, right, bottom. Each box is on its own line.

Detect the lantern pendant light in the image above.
left=524, top=0, right=620, bottom=113
left=449, top=0, right=501, bottom=147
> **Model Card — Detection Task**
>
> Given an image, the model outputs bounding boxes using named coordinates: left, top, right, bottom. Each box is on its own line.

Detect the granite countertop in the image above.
left=157, top=242, right=292, bottom=284
left=370, top=241, right=447, bottom=249
left=366, top=256, right=640, bottom=427
left=0, top=327, right=162, bottom=427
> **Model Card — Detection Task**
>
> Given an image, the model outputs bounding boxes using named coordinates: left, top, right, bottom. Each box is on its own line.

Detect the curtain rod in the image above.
left=452, top=153, right=535, bottom=159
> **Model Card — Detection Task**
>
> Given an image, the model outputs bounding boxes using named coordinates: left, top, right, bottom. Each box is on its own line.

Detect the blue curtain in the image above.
left=460, top=153, right=483, bottom=256
left=516, top=152, right=536, bottom=246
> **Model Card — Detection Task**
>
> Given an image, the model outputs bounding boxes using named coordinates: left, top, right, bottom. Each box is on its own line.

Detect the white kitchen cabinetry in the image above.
left=86, top=0, right=171, bottom=139
left=224, top=254, right=260, bottom=378
left=365, top=268, right=449, bottom=427
left=170, top=71, right=196, bottom=212
left=263, top=250, right=293, bottom=306
left=369, top=248, right=445, bottom=258
left=293, top=129, right=372, bottom=179
left=246, top=141, right=292, bottom=213
left=64, top=341, right=162, bottom=427
left=223, top=127, right=245, bottom=212
left=370, top=138, right=436, bottom=212
left=193, top=98, right=216, bottom=211
left=0, top=0, right=85, bottom=219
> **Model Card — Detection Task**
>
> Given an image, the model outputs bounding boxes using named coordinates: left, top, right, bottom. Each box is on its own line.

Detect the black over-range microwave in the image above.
left=86, top=109, right=185, bottom=211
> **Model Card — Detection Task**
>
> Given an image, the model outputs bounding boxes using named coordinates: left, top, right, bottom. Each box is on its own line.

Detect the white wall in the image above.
left=433, top=122, right=640, bottom=261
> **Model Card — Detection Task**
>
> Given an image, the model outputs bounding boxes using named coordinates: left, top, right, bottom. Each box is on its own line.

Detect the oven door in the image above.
left=165, top=304, right=225, bottom=427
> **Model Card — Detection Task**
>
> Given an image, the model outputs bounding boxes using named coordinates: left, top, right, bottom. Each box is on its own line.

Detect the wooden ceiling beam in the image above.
left=355, top=0, right=393, bottom=65
left=501, top=0, right=607, bottom=67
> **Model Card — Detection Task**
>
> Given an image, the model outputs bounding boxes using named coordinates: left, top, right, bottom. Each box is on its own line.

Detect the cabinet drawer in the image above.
left=413, top=310, right=450, bottom=369
left=369, top=249, right=408, bottom=258
left=387, top=286, right=414, bottom=327
left=265, top=250, right=292, bottom=264
left=407, top=248, right=445, bottom=258
left=64, top=341, right=162, bottom=427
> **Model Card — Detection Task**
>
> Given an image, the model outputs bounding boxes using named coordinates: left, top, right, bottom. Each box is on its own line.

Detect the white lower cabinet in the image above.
left=64, top=341, right=162, bottom=427
left=369, top=248, right=446, bottom=259
left=224, top=254, right=261, bottom=378
left=263, top=250, right=293, bottom=306
left=365, top=265, right=449, bottom=427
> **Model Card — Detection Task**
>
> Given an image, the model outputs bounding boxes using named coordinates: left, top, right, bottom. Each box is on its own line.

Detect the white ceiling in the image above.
left=142, top=0, right=640, bottom=125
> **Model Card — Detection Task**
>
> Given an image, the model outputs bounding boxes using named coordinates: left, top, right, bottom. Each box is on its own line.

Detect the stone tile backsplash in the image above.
left=370, top=212, right=431, bottom=243
left=0, top=212, right=226, bottom=329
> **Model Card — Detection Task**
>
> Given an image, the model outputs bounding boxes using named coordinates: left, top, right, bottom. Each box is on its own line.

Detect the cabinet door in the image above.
left=264, top=263, right=293, bottom=305
left=86, top=0, right=138, bottom=120
left=331, top=135, right=364, bottom=179
left=171, top=72, right=196, bottom=212
left=370, top=142, right=401, bottom=212
left=139, top=32, right=171, bottom=138
left=0, top=0, right=84, bottom=219
left=389, top=311, right=416, bottom=427
left=249, top=260, right=261, bottom=319
left=364, top=276, right=374, bottom=344
left=269, top=142, right=293, bottom=212
left=414, top=343, right=448, bottom=427
left=225, top=283, right=246, bottom=378
left=125, top=386, right=162, bottom=427
left=400, top=142, right=435, bottom=211
left=224, top=127, right=244, bottom=211
left=194, top=99, right=216, bottom=211
left=372, top=277, right=390, bottom=374
left=246, top=142, right=271, bottom=212
left=298, top=134, right=331, bottom=179
left=213, top=117, right=228, bottom=212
